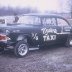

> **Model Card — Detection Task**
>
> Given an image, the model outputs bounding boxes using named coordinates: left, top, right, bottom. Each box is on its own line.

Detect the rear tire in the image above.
left=14, top=40, right=29, bottom=57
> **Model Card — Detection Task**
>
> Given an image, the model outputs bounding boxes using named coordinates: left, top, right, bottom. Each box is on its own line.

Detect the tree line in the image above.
left=0, top=7, right=38, bottom=16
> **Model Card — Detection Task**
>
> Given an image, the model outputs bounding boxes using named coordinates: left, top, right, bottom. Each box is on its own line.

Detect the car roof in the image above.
left=21, top=13, right=64, bottom=18
left=20, top=13, right=70, bottom=25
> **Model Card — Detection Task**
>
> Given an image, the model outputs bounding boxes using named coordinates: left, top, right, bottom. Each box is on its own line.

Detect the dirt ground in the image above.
left=0, top=45, right=72, bottom=72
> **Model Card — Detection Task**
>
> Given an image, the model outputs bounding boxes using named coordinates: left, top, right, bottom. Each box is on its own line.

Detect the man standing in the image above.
left=13, top=13, right=19, bottom=23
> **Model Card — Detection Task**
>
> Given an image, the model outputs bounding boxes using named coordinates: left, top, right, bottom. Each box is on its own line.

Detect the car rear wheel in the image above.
left=14, top=41, right=29, bottom=57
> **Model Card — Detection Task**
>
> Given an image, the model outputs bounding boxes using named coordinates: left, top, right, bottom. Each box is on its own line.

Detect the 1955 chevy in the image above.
left=0, top=14, right=72, bottom=57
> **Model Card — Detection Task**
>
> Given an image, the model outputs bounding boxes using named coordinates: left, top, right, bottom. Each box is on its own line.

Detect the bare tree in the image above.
left=68, top=0, right=72, bottom=18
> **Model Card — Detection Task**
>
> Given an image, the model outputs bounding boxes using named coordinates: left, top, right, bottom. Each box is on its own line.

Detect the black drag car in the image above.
left=0, top=14, right=72, bottom=57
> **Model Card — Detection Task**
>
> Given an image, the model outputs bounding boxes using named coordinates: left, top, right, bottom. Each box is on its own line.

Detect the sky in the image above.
left=0, top=0, right=69, bottom=13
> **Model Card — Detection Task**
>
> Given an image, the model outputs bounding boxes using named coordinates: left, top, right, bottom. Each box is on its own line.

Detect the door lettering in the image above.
left=41, top=28, right=57, bottom=41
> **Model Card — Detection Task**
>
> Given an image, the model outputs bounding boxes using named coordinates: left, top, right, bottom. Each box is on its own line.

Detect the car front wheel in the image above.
left=14, top=41, right=29, bottom=57
left=66, top=36, right=72, bottom=47
left=68, top=38, right=72, bottom=46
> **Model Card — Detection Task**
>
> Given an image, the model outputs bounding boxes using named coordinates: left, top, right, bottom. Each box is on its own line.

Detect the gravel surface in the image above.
left=0, top=45, right=72, bottom=72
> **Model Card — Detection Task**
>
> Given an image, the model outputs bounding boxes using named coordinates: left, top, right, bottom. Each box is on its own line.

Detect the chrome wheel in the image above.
left=18, top=44, right=28, bottom=56
left=14, top=40, right=29, bottom=57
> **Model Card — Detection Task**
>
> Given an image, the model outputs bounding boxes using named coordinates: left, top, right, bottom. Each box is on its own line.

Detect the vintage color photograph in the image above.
left=0, top=0, right=72, bottom=72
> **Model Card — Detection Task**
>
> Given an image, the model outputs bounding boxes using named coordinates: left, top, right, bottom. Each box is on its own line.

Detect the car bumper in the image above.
left=0, top=40, right=14, bottom=48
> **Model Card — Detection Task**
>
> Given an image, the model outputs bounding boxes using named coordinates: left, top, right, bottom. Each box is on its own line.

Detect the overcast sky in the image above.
left=0, top=0, right=69, bottom=12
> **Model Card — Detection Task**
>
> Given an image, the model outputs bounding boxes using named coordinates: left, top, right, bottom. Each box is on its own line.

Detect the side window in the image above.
left=42, top=18, right=56, bottom=26
left=57, top=18, right=69, bottom=26
left=33, top=17, right=41, bottom=25
left=18, top=16, right=41, bottom=25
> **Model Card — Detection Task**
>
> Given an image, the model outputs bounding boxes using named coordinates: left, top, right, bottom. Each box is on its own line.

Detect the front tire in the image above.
left=66, top=35, right=72, bottom=47
left=68, top=38, right=72, bottom=47
left=14, top=41, right=29, bottom=57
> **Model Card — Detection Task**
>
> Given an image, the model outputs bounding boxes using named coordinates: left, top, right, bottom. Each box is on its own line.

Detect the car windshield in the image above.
left=0, top=19, right=5, bottom=24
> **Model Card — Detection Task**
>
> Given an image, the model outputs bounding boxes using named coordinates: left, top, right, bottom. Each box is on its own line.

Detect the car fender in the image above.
left=17, top=34, right=31, bottom=43
left=17, top=35, right=24, bottom=41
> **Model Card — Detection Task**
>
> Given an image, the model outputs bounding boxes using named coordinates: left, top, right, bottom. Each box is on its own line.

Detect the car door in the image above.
left=41, top=17, right=58, bottom=45
left=56, top=17, right=71, bottom=44
left=25, top=15, right=43, bottom=47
